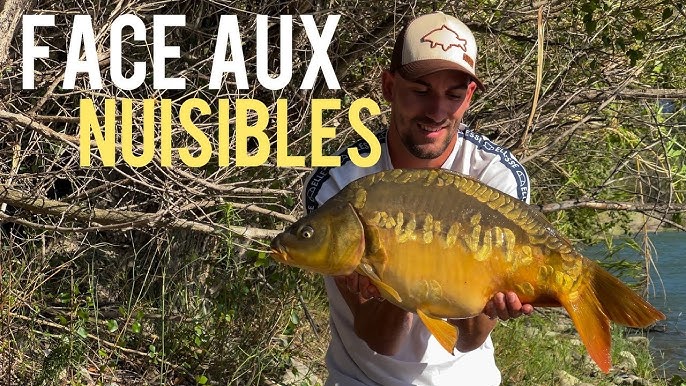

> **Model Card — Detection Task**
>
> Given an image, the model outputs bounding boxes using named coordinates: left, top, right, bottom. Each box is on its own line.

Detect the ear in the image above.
left=467, top=81, right=477, bottom=98
left=381, top=70, right=395, bottom=102
left=460, top=81, right=478, bottom=111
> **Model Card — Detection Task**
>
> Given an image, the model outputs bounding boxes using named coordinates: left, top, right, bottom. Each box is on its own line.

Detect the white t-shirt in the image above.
left=303, top=126, right=530, bottom=386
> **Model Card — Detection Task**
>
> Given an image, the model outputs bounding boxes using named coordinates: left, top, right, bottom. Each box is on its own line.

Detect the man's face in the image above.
left=383, top=69, right=477, bottom=161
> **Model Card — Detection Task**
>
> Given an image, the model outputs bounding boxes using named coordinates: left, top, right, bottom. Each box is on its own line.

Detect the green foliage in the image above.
left=0, top=193, right=330, bottom=384
left=670, top=361, right=686, bottom=385
left=35, top=337, right=87, bottom=386
left=493, top=312, right=665, bottom=385
left=592, top=236, right=648, bottom=286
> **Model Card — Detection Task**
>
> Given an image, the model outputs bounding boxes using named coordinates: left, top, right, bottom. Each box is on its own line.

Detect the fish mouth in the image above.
left=270, top=248, right=287, bottom=262
left=269, top=237, right=288, bottom=262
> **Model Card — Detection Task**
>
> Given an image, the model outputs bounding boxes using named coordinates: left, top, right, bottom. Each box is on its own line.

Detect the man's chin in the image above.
left=408, top=144, right=446, bottom=160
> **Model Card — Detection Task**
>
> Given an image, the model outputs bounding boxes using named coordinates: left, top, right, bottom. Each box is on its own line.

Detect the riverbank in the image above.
left=275, top=305, right=679, bottom=386
left=603, top=212, right=684, bottom=235
left=492, top=308, right=682, bottom=386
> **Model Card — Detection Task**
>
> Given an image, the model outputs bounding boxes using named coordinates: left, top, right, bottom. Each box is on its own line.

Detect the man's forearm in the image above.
left=449, top=314, right=497, bottom=352
left=353, top=300, right=413, bottom=355
left=335, top=279, right=413, bottom=355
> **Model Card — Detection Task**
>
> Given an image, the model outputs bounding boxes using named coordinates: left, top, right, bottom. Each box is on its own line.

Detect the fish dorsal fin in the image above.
left=356, top=263, right=402, bottom=303
left=416, top=308, right=458, bottom=354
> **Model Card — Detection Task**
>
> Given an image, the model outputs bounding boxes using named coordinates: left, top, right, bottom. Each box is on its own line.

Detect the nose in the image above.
left=423, top=95, right=450, bottom=123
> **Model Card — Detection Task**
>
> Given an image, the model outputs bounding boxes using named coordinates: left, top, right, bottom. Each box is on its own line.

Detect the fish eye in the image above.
left=299, top=225, right=314, bottom=239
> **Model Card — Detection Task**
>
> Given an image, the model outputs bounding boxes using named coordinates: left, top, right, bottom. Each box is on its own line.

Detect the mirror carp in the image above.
left=270, top=168, right=665, bottom=372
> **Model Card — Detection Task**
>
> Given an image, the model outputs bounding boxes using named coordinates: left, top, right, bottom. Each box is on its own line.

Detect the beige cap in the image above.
left=390, top=12, right=484, bottom=90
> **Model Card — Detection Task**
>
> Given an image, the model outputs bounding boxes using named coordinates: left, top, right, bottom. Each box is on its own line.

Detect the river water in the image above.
left=585, top=231, right=685, bottom=377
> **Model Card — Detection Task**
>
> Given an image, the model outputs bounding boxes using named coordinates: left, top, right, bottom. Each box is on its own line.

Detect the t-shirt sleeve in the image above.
left=478, top=164, right=531, bottom=205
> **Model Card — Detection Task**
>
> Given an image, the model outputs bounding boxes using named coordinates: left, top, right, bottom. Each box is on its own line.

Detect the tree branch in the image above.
left=0, top=186, right=280, bottom=240
left=537, top=199, right=686, bottom=215
left=579, top=88, right=686, bottom=100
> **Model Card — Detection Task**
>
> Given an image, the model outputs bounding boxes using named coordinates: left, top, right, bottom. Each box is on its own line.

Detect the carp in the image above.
left=269, top=168, right=665, bottom=372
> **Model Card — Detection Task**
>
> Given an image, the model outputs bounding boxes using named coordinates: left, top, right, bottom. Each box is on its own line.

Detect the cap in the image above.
left=390, top=12, right=485, bottom=90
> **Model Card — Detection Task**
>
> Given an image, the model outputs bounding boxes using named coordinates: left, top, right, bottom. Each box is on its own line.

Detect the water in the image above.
left=585, top=231, right=686, bottom=377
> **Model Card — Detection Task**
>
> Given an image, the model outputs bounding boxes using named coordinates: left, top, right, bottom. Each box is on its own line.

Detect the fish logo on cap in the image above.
left=420, top=25, right=468, bottom=52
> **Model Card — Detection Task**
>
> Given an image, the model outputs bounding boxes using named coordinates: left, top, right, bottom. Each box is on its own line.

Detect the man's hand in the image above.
left=451, top=291, right=533, bottom=352
left=333, top=272, right=412, bottom=355
left=334, top=272, right=382, bottom=301
left=483, top=291, right=534, bottom=321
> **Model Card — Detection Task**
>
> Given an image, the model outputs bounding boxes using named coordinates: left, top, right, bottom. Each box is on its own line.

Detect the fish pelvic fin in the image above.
left=417, top=308, right=458, bottom=354
left=356, top=263, right=402, bottom=303
left=589, top=262, right=665, bottom=328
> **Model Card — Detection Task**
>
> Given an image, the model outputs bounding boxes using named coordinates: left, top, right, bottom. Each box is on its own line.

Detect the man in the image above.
left=303, top=11, right=533, bottom=385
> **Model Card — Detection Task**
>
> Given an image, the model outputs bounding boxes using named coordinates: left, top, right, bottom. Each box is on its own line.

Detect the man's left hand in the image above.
left=483, top=291, right=534, bottom=321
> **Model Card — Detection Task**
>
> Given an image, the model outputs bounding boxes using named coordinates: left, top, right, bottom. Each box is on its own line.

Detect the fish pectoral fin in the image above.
left=355, top=263, right=379, bottom=281
left=362, top=222, right=388, bottom=266
left=417, top=308, right=458, bottom=355
left=356, top=263, right=402, bottom=303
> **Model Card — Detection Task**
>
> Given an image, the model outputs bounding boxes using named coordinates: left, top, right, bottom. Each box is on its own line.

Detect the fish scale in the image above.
left=270, top=168, right=665, bottom=373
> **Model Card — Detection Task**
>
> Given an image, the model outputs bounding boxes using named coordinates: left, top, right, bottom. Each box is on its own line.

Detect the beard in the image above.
left=399, top=120, right=458, bottom=159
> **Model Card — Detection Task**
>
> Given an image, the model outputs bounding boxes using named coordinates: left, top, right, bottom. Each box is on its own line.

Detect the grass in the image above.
left=492, top=309, right=673, bottom=385
left=0, top=224, right=329, bottom=385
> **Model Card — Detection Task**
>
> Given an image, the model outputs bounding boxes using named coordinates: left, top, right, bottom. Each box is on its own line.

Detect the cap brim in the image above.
left=397, top=59, right=485, bottom=91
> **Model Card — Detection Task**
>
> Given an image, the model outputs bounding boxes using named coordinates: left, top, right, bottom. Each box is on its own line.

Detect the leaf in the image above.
left=77, top=309, right=89, bottom=320
left=132, top=321, right=142, bottom=334
left=581, top=0, right=598, bottom=13
left=290, top=311, right=300, bottom=326
left=76, top=326, right=88, bottom=339
left=583, top=13, right=597, bottom=34
left=196, top=375, right=208, bottom=385
left=626, top=49, right=644, bottom=66
left=662, top=7, right=673, bottom=21
left=107, top=319, right=119, bottom=333
left=631, top=27, right=646, bottom=41
left=285, top=195, right=294, bottom=207
left=254, top=251, right=269, bottom=267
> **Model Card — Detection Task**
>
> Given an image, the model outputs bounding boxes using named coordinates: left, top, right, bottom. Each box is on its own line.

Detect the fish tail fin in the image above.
left=561, top=290, right=612, bottom=373
left=562, top=261, right=665, bottom=373
left=589, top=262, right=665, bottom=328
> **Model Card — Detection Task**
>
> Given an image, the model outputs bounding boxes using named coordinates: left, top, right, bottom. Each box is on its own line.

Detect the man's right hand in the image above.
left=333, top=272, right=413, bottom=355
left=334, top=272, right=382, bottom=301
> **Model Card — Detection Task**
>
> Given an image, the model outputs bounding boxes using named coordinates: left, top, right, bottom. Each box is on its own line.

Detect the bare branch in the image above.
left=538, top=199, right=686, bottom=215
left=0, top=186, right=280, bottom=239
